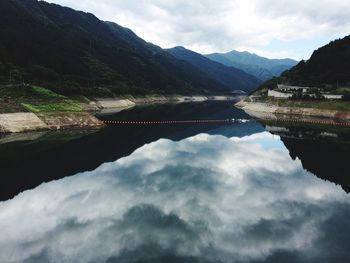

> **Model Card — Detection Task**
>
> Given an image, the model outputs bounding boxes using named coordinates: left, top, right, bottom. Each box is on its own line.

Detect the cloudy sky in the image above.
left=46, top=0, right=350, bottom=60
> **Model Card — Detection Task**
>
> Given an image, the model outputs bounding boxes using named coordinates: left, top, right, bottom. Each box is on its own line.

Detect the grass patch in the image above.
left=281, top=100, right=350, bottom=111
left=256, top=97, right=350, bottom=111
left=0, top=85, right=87, bottom=113
left=334, top=87, right=350, bottom=95
left=22, top=101, right=83, bottom=113
left=119, top=94, right=135, bottom=100
left=70, top=95, right=90, bottom=103
left=31, top=86, right=66, bottom=100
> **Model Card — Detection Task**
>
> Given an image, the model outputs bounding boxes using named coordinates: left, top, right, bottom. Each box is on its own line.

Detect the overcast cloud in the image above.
left=45, top=0, right=350, bottom=60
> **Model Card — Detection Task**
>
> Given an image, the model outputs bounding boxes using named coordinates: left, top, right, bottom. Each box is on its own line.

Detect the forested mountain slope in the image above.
left=167, top=46, right=262, bottom=93
left=0, top=0, right=245, bottom=96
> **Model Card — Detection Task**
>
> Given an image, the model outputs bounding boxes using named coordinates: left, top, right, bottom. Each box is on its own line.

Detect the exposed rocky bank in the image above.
left=0, top=112, right=104, bottom=133
left=236, top=101, right=350, bottom=123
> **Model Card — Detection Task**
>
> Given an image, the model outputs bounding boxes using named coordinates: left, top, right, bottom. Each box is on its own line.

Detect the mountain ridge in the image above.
left=166, top=46, right=262, bottom=93
left=0, top=0, right=260, bottom=96
left=255, top=35, right=350, bottom=93
left=205, top=50, right=298, bottom=81
left=280, top=36, right=350, bottom=88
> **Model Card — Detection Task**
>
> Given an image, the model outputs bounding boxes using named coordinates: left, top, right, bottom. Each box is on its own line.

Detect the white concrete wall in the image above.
left=0, top=113, right=48, bottom=133
left=277, top=84, right=309, bottom=93
left=323, top=94, right=343, bottom=100
left=96, top=99, right=136, bottom=108
left=268, top=90, right=293, bottom=98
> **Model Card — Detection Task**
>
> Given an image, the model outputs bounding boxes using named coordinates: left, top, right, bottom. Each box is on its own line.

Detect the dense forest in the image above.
left=0, top=0, right=261, bottom=97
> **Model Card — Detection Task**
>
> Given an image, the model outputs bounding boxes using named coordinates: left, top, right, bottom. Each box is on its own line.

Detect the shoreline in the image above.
left=235, top=101, right=350, bottom=125
left=0, top=95, right=244, bottom=134
left=0, top=112, right=105, bottom=134
left=91, top=95, right=244, bottom=112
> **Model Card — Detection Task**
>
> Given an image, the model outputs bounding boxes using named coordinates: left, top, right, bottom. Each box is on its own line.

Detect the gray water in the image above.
left=0, top=102, right=349, bottom=263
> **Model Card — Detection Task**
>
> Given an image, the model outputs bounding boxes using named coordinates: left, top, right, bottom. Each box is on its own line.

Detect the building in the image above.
left=277, top=84, right=310, bottom=93
left=323, top=94, right=343, bottom=100
left=268, top=90, right=294, bottom=98
left=267, top=84, right=344, bottom=100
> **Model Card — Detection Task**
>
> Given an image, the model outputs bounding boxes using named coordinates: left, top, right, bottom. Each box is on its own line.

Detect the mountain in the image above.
left=0, top=0, right=242, bottom=96
left=279, top=36, right=350, bottom=89
left=205, top=50, right=298, bottom=81
left=256, top=35, right=350, bottom=93
left=166, top=47, right=262, bottom=93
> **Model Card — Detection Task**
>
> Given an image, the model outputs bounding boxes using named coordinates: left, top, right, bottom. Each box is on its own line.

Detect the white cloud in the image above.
left=0, top=132, right=348, bottom=262
left=46, top=0, right=350, bottom=59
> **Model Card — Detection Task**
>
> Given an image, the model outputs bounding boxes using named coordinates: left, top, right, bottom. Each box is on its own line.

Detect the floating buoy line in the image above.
left=102, top=118, right=350, bottom=127
left=258, top=118, right=350, bottom=127
left=103, top=119, right=250, bottom=125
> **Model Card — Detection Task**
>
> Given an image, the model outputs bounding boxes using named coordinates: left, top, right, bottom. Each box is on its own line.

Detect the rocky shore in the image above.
left=236, top=101, right=350, bottom=123
left=90, top=95, right=243, bottom=115
left=0, top=95, right=243, bottom=134
left=0, top=112, right=104, bottom=133
left=92, top=95, right=242, bottom=111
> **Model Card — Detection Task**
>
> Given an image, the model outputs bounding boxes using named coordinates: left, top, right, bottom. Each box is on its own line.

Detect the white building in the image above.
left=270, top=84, right=344, bottom=100
left=268, top=90, right=294, bottom=98
left=323, top=94, right=343, bottom=100
left=277, top=84, right=310, bottom=93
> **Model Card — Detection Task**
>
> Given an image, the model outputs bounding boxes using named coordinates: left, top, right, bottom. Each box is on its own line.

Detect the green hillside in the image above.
left=258, top=36, right=350, bottom=92
left=0, top=0, right=259, bottom=98
left=282, top=36, right=350, bottom=88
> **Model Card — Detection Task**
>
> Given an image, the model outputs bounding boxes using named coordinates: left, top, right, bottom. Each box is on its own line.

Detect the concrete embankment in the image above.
left=0, top=113, right=48, bottom=133
left=92, top=96, right=244, bottom=115
left=95, top=99, right=136, bottom=109
left=1, top=96, right=242, bottom=133
left=93, top=97, right=176, bottom=110
left=37, top=112, right=104, bottom=130
left=94, top=95, right=242, bottom=111
left=0, top=112, right=104, bottom=133
left=235, top=101, right=350, bottom=125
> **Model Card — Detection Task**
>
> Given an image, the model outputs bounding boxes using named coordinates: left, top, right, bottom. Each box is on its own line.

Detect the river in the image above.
left=0, top=101, right=349, bottom=262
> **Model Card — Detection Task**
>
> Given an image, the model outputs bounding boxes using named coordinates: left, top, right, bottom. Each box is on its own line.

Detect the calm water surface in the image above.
left=0, top=102, right=349, bottom=263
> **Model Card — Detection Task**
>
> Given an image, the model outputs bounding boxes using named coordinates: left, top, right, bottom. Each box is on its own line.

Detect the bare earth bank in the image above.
left=0, top=95, right=244, bottom=134
left=235, top=101, right=350, bottom=124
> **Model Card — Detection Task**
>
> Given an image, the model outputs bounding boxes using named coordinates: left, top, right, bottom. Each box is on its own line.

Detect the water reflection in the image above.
left=1, top=132, right=349, bottom=263
left=0, top=102, right=263, bottom=200
left=266, top=124, right=350, bottom=193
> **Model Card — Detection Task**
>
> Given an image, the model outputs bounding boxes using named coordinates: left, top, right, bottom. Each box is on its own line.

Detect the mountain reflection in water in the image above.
left=1, top=131, right=350, bottom=262
left=266, top=124, right=350, bottom=193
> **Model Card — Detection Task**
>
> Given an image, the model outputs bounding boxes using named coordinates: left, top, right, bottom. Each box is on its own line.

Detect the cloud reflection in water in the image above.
left=0, top=132, right=349, bottom=263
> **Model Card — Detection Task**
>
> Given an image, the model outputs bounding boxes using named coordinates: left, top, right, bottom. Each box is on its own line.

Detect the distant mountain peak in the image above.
left=229, top=50, right=253, bottom=55
left=172, top=46, right=187, bottom=50
left=205, top=50, right=298, bottom=81
left=167, top=46, right=262, bottom=92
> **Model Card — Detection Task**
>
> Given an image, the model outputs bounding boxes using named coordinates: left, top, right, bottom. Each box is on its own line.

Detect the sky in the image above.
left=45, top=0, right=350, bottom=60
